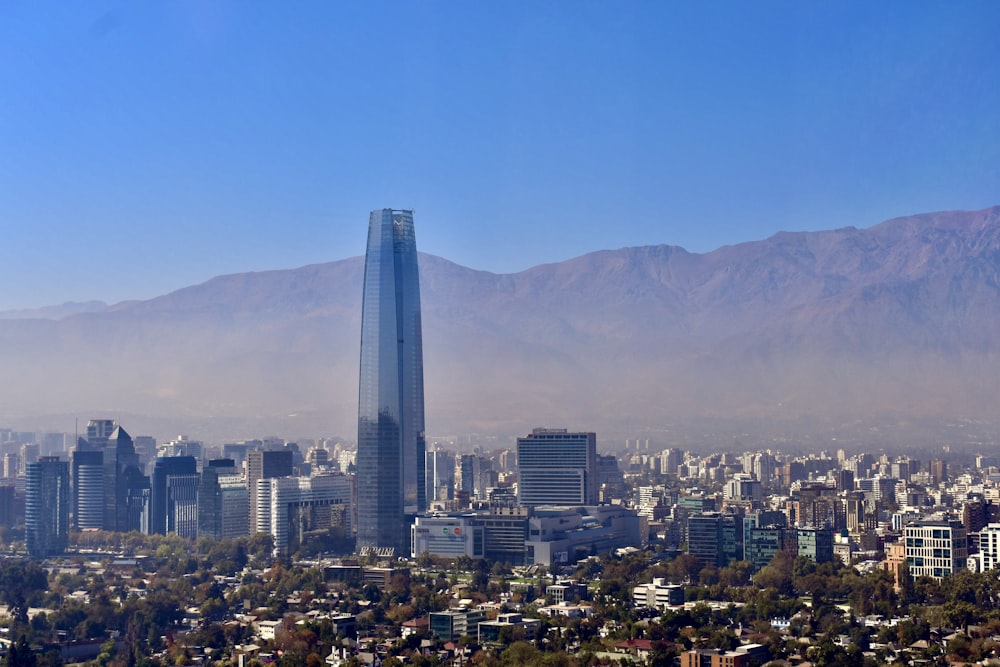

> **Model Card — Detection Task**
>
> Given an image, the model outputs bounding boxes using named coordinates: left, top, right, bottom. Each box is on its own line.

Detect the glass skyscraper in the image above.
left=357, top=208, right=426, bottom=553
left=26, top=456, right=70, bottom=558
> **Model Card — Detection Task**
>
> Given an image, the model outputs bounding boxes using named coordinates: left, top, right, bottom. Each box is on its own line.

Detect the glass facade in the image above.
left=26, top=456, right=70, bottom=558
left=357, top=209, right=426, bottom=553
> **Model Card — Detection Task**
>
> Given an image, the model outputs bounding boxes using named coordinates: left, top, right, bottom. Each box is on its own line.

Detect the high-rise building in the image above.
left=72, top=448, right=105, bottom=530
left=25, top=456, right=70, bottom=558
left=426, top=449, right=455, bottom=503
left=86, top=419, right=115, bottom=447
left=256, top=473, right=353, bottom=556
left=200, top=459, right=240, bottom=540
left=357, top=208, right=426, bottom=554
left=103, top=425, right=149, bottom=533
left=516, top=429, right=598, bottom=507
left=198, top=459, right=250, bottom=541
left=150, top=456, right=198, bottom=537
left=247, top=449, right=294, bottom=532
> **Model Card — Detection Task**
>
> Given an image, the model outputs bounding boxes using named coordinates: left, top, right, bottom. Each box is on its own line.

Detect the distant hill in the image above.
left=0, top=300, right=108, bottom=320
left=1, top=206, right=998, bottom=447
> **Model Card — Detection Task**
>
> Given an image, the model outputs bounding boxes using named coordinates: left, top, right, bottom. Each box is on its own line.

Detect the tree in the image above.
left=5, top=636, right=38, bottom=667
left=754, top=551, right=794, bottom=596
left=0, top=561, right=49, bottom=628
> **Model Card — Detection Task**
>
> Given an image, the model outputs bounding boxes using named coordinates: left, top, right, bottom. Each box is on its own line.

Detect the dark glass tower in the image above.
left=357, top=208, right=426, bottom=553
left=26, top=456, right=70, bottom=558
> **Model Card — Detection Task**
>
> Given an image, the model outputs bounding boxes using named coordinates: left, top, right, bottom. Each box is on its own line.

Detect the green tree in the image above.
left=0, top=561, right=48, bottom=627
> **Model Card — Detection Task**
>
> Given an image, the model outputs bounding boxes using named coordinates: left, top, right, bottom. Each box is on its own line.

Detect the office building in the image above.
left=150, top=456, right=198, bottom=537
left=724, top=473, right=763, bottom=503
left=795, top=526, right=834, bottom=564
left=478, top=613, right=541, bottom=644
left=633, top=578, right=685, bottom=610
left=973, top=523, right=1000, bottom=572
left=903, top=518, right=968, bottom=579
left=688, top=512, right=724, bottom=569
left=430, top=608, right=486, bottom=641
left=247, top=449, right=294, bottom=532
left=72, top=448, right=105, bottom=530
left=525, top=505, right=641, bottom=566
left=425, top=448, right=455, bottom=502
left=199, top=459, right=249, bottom=540
left=257, top=473, right=353, bottom=556
left=25, top=456, right=70, bottom=558
left=86, top=419, right=115, bottom=447
left=357, top=209, right=426, bottom=554
left=0, top=484, right=15, bottom=531
left=517, top=429, right=598, bottom=507
left=103, top=425, right=149, bottom=533
left=2, top=453, right=18, bottom=479
left=411, top=513, right=484, bottom=559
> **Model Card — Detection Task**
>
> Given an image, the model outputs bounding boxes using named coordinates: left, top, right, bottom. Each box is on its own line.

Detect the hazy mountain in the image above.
left=2, top=206, right=998, bottom=446
left=0, top=300, right=108, bottom=320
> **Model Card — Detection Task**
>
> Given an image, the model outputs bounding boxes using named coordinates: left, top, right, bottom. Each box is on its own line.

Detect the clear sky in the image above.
left=1, top=2, right=998, bottom=310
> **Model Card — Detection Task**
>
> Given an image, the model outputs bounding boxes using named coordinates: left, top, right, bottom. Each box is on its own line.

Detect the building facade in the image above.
left=247, top=449, right=294, bottom=532
left=72, top=447, right=104, bottom=531
left=904, top=519, right=968, bottom=579
left=257, top=473, right=353, bottom=556
left=150, top=456, right=199, bottom=538
left=357, top=208, right=426, bottom=554
left=26, top=456, right=70, bottom=558
left=517, top=429, right=597, bottom=507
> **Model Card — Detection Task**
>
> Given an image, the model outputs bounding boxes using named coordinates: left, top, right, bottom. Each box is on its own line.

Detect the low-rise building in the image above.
left=429, top=608, right=486, bottom=641
left=633, top=577, right=685, bottom=610
left=478, top=613, right=541, bottom=644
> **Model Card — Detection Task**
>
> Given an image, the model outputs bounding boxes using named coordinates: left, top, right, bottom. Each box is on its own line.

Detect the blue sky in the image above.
left=1, top=2, right=998, bottom=310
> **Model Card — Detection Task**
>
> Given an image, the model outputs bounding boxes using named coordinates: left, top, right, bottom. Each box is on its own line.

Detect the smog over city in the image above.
left=1, top=4, right=1000, bottom=667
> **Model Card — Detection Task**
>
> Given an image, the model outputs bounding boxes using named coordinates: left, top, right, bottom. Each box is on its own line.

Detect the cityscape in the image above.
left=3, top=3, right=1000, bottom=667
left=2, top=208, right=1000, bottom=667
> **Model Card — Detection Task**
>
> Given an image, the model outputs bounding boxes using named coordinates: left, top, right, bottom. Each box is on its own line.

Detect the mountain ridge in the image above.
left=1, top=206, right=998, bottom=445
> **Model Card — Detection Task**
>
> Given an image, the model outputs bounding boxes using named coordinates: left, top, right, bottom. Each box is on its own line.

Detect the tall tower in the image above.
left=103, top=425, right=148, bottom=533
left=357, top=208, right=426, bottom=554
left=26, top=456, right=70, bottom=558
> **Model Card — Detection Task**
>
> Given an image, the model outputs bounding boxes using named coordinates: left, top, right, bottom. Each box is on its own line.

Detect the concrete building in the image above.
left=633, top=577, right=685, bottom=610
left=525, top=505, right=641, bottom=566
left=478, top=613, right=541, bottom=644
left=411, top=513, right=484, bottom=559
left=257, top=473, right=353, bottom=556
left=517, top=429, right=598, bottom=507
left=247, top=449, right=294, bottom=534
left=903, top=518, right=967, bottom=579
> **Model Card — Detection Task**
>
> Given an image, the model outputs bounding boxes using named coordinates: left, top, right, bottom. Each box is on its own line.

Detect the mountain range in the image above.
left=2, top=206, right=999, bottom=449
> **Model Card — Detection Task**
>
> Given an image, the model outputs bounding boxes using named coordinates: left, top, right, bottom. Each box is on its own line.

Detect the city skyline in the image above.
left=2, top=3, right=999, bottom=311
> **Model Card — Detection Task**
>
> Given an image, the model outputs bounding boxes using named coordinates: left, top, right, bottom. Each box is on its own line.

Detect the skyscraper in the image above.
left=103, top=425, right=149, bottom=533
left=150, top=456, right=198, bottom=537
left=26, top=456, right=70, bottom=558
left=72, top=447, right=104, bottom=530
left=357, top=208, right=426, bottom=554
